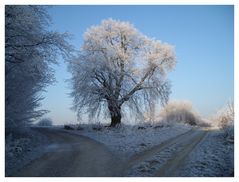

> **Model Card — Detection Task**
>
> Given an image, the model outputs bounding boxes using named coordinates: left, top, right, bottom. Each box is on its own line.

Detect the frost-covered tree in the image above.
left=68, top=19, right=176, bottom=127
left=37, top=118, right=53, bottom=126
left=5, top=6, right=73, bottom=129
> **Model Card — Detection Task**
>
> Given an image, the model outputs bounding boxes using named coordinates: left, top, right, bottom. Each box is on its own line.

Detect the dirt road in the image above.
left=12, top=127, right=207, bottom=177
left=125, top=128, right=208, bottom=176
left=12, top=128, right=123, bottom=177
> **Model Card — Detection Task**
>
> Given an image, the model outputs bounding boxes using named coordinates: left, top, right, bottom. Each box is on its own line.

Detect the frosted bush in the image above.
left=158, top=100, right=202, bottom=125
left=210, top=101, right=234, bottom=142
left=210, top=101, right=234, bottom=128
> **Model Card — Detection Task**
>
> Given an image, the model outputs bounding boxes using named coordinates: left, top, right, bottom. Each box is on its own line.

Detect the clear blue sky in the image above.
left=41, top=5, right=234, bottom=125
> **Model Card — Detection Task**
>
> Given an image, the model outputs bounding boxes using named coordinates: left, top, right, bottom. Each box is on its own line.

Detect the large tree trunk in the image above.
left=108, top=102, right=122, bottom=127
left=110, top=113, right=121, bottom=127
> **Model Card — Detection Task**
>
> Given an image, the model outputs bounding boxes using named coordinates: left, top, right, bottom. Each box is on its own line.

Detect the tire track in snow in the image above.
left=125, top=128, right=208, bottom=176
left=155, top=130, right=207, bottom=176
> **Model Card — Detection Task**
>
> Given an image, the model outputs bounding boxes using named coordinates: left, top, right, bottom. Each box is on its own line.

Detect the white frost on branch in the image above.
left=5, top=6, right=74, bottom=128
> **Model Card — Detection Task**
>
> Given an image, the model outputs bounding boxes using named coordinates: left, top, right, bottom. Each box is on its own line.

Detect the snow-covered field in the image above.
left=68, top=123, right=193, bottom=158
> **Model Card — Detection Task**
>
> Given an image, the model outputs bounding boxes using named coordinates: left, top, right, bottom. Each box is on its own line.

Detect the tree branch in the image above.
left=120, top=66, right=157, bottom=105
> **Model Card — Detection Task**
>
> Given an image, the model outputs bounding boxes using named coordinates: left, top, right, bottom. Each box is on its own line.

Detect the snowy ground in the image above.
left=127, top=143, right=182, bottom=176
left=67, top=123, right=193, bottom=159
left=176, top=129, right=234, bottom=177
left=5, top=127, right=49, bottom=176
left=65, top=123, right=233, bottom=177
left=5, top=123, right=193, bottom=177
left=5, top=123, right=233, bottom=177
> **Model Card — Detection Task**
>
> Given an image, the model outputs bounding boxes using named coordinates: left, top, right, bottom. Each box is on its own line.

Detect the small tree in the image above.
left=69, top=19, right=176, bottom=127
